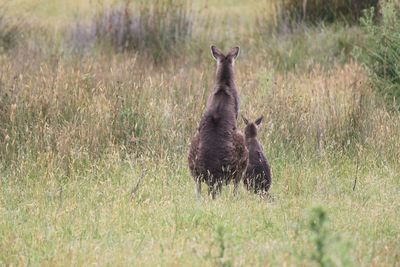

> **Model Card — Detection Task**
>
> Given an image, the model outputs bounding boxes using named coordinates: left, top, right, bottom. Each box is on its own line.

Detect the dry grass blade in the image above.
left=130, top=169, right=146, bottom=201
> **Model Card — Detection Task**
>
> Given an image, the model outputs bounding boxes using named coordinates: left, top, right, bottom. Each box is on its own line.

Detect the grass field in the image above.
left=1, top=0, right=400, bottom=266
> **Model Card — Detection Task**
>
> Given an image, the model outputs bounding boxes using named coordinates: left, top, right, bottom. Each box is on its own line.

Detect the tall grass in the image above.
left=357, top=0, right=400, bottom=110
left=69, top=0, right=192, bottom=62
left=268, top=0, right=379, bottom=32
left=255, top=2, right=367, bottom=72
left=1, top=48, right=399, bottom=173
left=256, top=24, right=362, bottom=72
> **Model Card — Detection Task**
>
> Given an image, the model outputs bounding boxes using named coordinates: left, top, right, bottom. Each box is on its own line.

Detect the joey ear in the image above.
left=227, top=46, right=240, bottom=60
left=255, top=115, right=264, bottom=126
left=241, top=115, right=249, bottom=125
left=211, top=45, right=224, bottom=61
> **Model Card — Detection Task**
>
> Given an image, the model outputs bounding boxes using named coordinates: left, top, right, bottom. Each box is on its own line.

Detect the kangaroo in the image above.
left=188, top=45, right=248, bottom=199
left=242, top=115, right=272, bottom=195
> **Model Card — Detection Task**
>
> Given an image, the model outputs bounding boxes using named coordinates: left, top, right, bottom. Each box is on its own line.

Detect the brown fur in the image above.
left=242, top=116, right=272, bottom=194
left=188, top=46, right=248, bottom=199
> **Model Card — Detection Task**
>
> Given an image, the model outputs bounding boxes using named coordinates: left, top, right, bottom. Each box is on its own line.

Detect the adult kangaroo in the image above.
left=188, top=45, right=248, bottom=199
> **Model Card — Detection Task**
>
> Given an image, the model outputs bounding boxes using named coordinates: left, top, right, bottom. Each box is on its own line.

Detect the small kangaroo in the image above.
left=242, top=115, right=272, bottom=195
left=188, top=45, right=248, bottom=199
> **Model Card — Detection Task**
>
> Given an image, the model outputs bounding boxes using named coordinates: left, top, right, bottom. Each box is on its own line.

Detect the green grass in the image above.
left=1, top=154, right=399, bottom=266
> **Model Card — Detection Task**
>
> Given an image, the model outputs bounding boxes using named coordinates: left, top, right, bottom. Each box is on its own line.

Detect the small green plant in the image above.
left=216, top=226, right=227, bottom=265
left=308, top=207, right=352, bottom=267
left=357, top=0, right=400, bottom=109
left=309, top=207, right=330, bottom=266
left=207, top=225, right=232, bottom=267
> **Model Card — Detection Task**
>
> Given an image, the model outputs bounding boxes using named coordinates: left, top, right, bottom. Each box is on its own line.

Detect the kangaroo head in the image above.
left=242, top=115, right=263, bottom=138
left=210, top=45, right=240, bottom=84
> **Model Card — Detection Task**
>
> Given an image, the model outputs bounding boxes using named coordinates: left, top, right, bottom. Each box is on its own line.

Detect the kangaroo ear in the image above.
left=241, top=115, right=249, bottom=125
left=211, top=45, right=224, bottom=61
left=227, top=46, right=240, bottom=60
left=255, top=115, right=264, bottom=126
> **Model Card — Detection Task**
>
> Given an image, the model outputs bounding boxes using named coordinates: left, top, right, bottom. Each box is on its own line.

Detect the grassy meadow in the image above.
left=1, top=0, right=400, bottom=266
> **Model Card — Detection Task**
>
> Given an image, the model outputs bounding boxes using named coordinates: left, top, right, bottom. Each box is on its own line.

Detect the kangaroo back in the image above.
left=188, top=45, right=248, bottom=199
